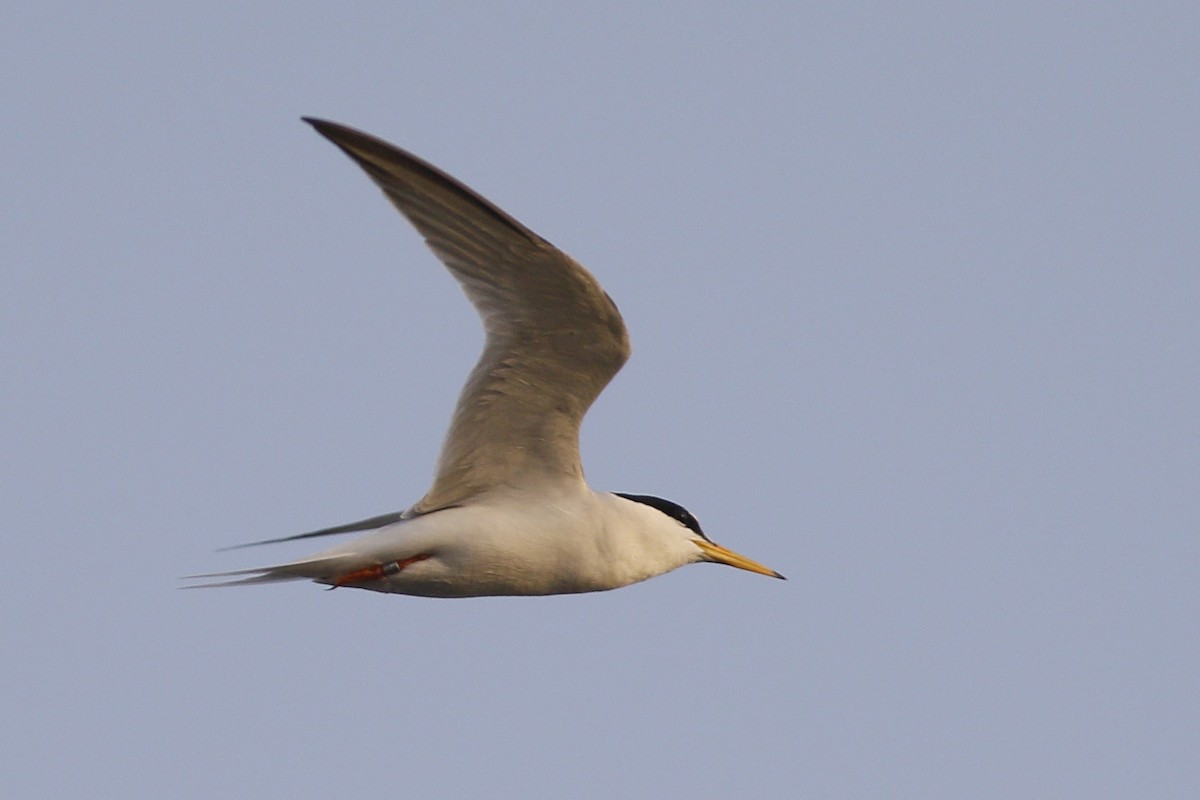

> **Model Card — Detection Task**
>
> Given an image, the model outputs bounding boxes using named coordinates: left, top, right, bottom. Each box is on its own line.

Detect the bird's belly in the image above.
left=327, top=496, right=641, bottom=598
left=372, top=529, right=617, bottom=597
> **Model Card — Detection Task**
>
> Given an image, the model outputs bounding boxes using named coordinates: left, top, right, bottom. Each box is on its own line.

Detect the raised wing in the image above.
left=305, top=119, right=631, bottom=513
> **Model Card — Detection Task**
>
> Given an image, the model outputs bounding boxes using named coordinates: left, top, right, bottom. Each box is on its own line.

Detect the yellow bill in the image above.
left=693, top=539, right=785, bottom=580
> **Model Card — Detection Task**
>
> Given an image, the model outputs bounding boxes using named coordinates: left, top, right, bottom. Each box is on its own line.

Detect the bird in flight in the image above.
left=187, top=118, right=783, bottom=596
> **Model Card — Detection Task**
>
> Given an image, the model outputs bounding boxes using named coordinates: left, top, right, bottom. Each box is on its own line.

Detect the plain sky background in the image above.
left=2, top=3, right=1196, bottom=798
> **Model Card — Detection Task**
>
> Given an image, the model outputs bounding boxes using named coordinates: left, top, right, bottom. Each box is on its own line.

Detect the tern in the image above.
left=187, top=118, right=783, bottom=596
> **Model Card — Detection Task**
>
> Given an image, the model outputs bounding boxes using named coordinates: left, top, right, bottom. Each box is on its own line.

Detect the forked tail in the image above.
left=181, top=553, right=360, bottom=589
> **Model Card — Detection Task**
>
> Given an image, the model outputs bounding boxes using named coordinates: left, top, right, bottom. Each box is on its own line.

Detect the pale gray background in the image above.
left=2, top=3, right=1195, bottom=798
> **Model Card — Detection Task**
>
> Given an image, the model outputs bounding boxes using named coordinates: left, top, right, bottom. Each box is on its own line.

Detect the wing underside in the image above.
left=305, top=119, right=631, bottom=512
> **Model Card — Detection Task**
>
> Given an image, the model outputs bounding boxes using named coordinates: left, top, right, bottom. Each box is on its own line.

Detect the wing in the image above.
left=305, top=118, right=631, bottom=513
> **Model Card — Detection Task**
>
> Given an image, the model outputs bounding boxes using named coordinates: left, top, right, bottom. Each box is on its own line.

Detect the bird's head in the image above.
left=614, top=493, right=785, bottom=580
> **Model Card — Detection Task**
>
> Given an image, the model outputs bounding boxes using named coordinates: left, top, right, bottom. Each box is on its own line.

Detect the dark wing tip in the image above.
left=300, top=116, right=543, bottom=245
left=301, top=116, right=350, bottom=140
left=301, top=117, right=389, bottom=159
left=215, top=511, right=407, bottom=552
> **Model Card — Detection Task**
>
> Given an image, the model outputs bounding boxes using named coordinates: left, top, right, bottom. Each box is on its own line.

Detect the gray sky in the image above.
left=3, top=3, right=1196, bottom=798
